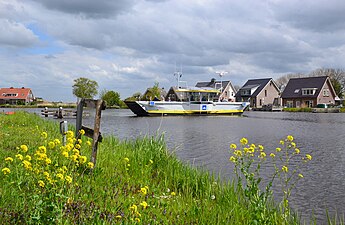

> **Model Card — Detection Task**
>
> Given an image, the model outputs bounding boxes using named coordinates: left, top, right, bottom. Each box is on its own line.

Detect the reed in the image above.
left=0, top=111, right=305, bottom=224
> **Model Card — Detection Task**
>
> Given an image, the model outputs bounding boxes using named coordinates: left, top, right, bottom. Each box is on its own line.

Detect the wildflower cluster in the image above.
left=229, top=135, right=312, bottom=222
left=1, top=129, right=94, bottom=192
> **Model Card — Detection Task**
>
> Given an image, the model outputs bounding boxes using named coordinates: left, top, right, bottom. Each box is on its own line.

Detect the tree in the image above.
left=72, top=77, right=98, bottom=99
left=100, top=89, right=121, bottom=107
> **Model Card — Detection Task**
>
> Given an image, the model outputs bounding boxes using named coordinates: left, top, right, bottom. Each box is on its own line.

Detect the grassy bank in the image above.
left=0, top=112, right=301, bottom=224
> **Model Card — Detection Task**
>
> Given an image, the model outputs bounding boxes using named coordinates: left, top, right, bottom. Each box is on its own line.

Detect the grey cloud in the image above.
left=31, top=0, right=136, bottom=18
left=271, top=0, right=345, bottom=32
left=0, top=19, right=38, bottom=47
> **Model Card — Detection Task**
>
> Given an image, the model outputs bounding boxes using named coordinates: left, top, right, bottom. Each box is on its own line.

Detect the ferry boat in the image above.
left=125, top=76, right=249, bottom=116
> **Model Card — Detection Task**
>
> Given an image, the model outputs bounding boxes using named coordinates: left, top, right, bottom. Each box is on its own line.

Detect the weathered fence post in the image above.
left=75, top=98, right=106, bottom=168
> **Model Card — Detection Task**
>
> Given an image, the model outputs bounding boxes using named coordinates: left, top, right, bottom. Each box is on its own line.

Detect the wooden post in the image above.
left=75, top=99, right=84, bottom=137
left=75, top=98, right=105, bottom=168
left=90, top=99, right=104, bottom=166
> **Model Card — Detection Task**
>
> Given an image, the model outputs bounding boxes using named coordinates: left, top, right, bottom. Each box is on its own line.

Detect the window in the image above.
left=294, top=89, right=300, bottom=94
left=302, top=88, right=317, bottom=95
left=323, top=89, right=329, bottom=97
left=241, top=89, right=251, bottom=96
left=286, top=101, right=293, bottom=108
left=265, top=90, right=267, bottom=97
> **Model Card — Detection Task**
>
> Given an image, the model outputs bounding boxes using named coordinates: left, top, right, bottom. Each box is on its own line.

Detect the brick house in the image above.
left=235, top=78, right=280, bottom=109
left=0, top=87, right=34, bottom=105
left=281, top=76, right=336, bottom=108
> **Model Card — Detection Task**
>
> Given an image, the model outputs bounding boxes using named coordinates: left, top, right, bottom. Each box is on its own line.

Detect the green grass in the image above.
left=0, top=111, right=303, bottom=224
left=283, top=108, right=313, bottom=112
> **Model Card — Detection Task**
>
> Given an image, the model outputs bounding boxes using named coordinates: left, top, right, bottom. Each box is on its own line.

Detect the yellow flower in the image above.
left=77, top=139, right=82, bottom=144
left=294, top=148, right=300, bottom=154
left=129, top=204, right=138, bottom=212
left=20, top=145, right=28, bottom=152
left=287, top=135, right=294, bottom=142
left=276, top=147, right=281, bottom=152
left=66, top=131, right=74, bottom=139
left=38, top=180, right=45, bottom=187
left=65, top=175, right=72, bottom=184
left=270, top=153, right=275, bottom=158
left=75, top=144, right=81, bottom=150
left=38, top=146, right=46, bottom=154
left=5, top=157, right=13, bottom=162
left=258, top=145, right=264, bottom=151
left=240, top=138, right=248, bottom=145
left=290, top=142, right=296, bottom=148
left=70, top=155, right=78, bottom=162
left=135, top=218, right=140, bottom=222
left=229, top=156, right=237, bottom=163
left=22, top=160, right=32, bottom=170
left=230, top=143, right=237, bottom=149
left=72, top=149, right=80, bottom=155
left=279, top=140, right=284, bottom=145
left=86, top=140, right=92, bottom=146
left=2, top=167, right=10, bottom=175
left=298, top=173, right=304, bottom=178
left=56, top=173, right=64, bottom=180
left=234, top=150, right=242, bottom=157
left=124, top=157, right=130, bottom=163
left=15, top=154, right=23, bottom=160
left=282, top=166, right=288, bottom=173
left=25, top=155, right=31, bottom=161
left=48, top=141, right=55, bottom=149
left=149, top=159, right=153, bottom=164
left=43, top=171, right=50, bottom=178
left=140, top=201, right=148, bottom=209
left=62, top=151, right=69, bottom=158
left=115, top=215, right=122, bottom=219
left=171, top=192, right=176, bottom=196
left=45, top=158, right=52, bottom=165
left=305, top=154, right=312, bottom=161
left=140, top=187, right=147, bottom=195
left=79, top=155, right=87, bottom=164
left=259, top=152, right=266, bottom=159
left=54, top=139, right=61, bottom=145
left=41, top=132, right=48, bottom=139
left=79, top=129, right=85, bottom=135
left=87, top=162, right=94, bottom=169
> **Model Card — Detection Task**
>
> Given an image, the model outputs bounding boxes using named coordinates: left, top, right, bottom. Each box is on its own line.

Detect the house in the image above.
left=235, top=78, right=281, bottom=109
left=195, top=78, right=236, bottom=102
left=0, top=87, right=34, bottom=105
left=141, top=87, right=166, bottom=101
left=281, top=76, right=336, bottom=108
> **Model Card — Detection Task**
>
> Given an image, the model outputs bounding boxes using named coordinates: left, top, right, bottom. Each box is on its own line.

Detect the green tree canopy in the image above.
left=72, top=77, right=98, bottom=99
left=100, top=89, right=121, bottom=107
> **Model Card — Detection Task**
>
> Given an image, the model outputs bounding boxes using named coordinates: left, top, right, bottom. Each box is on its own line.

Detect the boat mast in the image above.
left=215, top=71, right=228, bottom=100
left=174, top=70, right=182, bottom=90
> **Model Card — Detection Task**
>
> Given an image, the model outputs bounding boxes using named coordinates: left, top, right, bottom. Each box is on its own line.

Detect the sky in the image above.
left=1, top=0, right=345, bottom=102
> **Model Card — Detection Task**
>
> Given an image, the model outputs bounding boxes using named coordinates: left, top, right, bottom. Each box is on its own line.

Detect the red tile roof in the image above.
left=0, top=87, right=33, bottom=100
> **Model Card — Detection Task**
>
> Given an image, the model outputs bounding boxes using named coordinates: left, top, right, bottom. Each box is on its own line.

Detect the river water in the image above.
left=4, top=108, right=345, bottom=223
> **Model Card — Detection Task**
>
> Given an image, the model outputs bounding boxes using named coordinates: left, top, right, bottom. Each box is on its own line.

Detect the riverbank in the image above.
left=0, top=111, right=305, bottom=224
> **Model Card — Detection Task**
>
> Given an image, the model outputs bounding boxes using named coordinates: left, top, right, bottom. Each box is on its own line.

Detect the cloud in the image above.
left=1, top=0, right=345, bottom=102
left=30, top=0, right=136, bottom=18
left=0, top=19, right=38, bottom=47
left=270, top=0, right=345, bottom=32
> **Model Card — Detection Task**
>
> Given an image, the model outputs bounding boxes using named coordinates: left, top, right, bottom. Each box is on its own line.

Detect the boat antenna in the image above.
left=174, top=70, right=182, bottom=89
left=215, top=71, right=228, bottom=93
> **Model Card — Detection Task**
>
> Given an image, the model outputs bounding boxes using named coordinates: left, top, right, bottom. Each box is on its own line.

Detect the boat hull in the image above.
left=125, top=101, right=249, bottom=116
